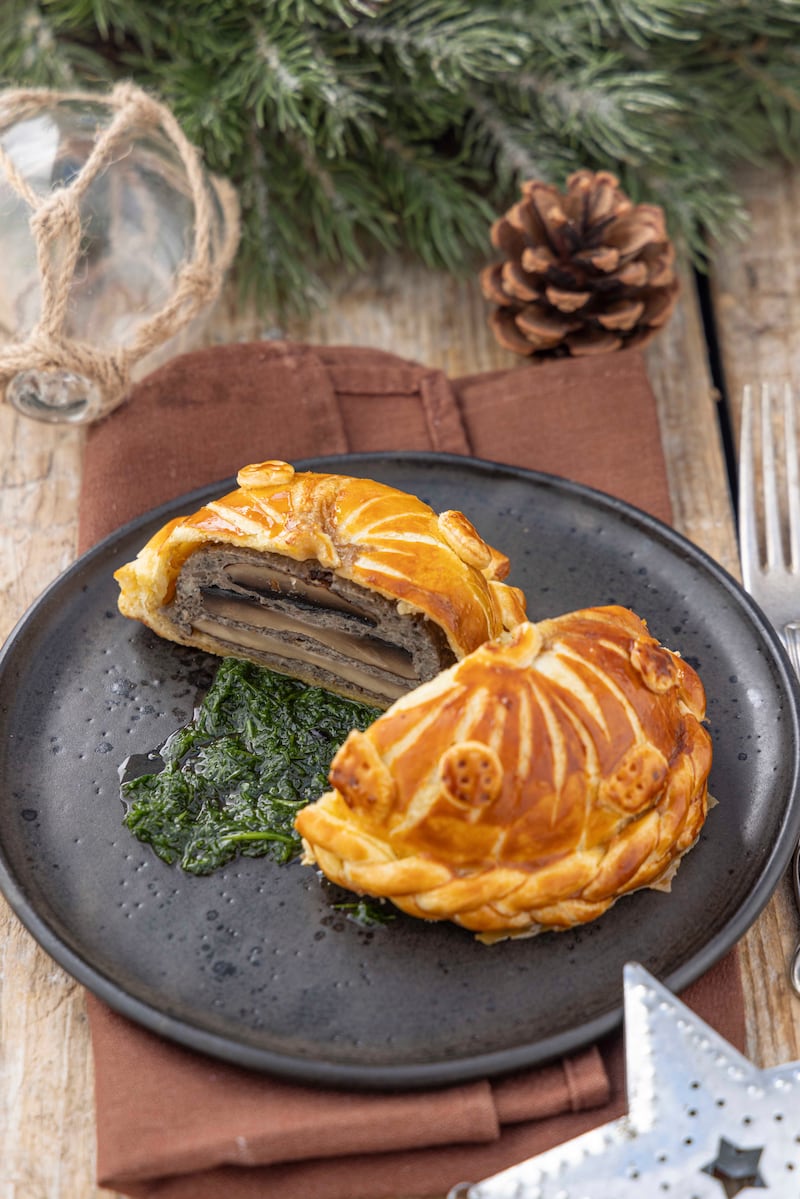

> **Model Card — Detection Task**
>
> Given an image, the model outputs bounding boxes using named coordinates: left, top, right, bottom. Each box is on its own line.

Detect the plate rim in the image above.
left=1, top=449, right=799, bottom=1089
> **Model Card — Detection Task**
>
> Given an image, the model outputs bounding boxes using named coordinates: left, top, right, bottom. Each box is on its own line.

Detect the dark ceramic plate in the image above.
left=1, top=453, right=799, bottom=1089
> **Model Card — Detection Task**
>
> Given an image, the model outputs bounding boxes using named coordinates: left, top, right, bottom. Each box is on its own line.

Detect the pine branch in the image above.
left=352, top=1, right=529, bottom=88
left=2, top=0, right=800, bottom=315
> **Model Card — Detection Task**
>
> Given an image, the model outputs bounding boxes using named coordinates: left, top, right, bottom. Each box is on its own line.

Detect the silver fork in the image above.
left=738, top=381, right=800, bottom=995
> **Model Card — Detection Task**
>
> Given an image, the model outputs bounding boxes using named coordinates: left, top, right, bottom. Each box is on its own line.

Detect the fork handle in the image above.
left=783, top=622, right=800, bottom=678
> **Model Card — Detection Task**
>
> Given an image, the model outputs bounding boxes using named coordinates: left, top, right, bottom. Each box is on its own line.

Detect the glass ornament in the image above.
left=0, top=84, right=240, bottom=423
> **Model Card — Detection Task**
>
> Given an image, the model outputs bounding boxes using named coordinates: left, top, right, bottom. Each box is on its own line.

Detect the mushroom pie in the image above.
left=114, top=460, right=527, bottom=707
left=295, top=606, right=712, bottom=939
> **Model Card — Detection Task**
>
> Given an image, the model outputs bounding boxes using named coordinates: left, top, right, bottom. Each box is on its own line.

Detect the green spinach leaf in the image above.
left=121, top=658, right=381, bottom=875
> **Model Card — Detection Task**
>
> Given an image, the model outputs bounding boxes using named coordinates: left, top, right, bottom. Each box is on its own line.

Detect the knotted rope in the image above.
left=0, top=82, right=240, bottom=421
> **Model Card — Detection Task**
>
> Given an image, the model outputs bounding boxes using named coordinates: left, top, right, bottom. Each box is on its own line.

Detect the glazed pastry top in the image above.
left=295, top=605, right=712, bottom=938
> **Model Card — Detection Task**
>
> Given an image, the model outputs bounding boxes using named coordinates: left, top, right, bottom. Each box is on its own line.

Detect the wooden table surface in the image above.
left=2, top=160, right=800, bottom=1198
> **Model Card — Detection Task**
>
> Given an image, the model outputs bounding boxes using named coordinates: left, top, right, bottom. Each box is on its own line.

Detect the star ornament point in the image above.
left=455, top=963, right=800, bottom=1198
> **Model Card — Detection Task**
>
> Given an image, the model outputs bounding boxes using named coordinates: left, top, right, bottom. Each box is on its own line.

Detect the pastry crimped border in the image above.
left=299, top=775, right=709, bottom=941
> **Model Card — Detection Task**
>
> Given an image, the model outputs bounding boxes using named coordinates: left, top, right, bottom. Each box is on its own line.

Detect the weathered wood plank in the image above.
left=712, top=161, right=800, bottom=431
left=709, top=161, right=800, bottom=1071
left=217, top=255, right=513, bottom=376
left=0, top=403, right=102, bottom=1198
left=0, top=406, right=84, bottom=640
left=644, top=271, right=738, bottom=573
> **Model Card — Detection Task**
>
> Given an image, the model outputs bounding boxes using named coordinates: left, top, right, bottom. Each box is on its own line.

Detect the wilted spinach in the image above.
left=121, top=658, right=380, bottom=875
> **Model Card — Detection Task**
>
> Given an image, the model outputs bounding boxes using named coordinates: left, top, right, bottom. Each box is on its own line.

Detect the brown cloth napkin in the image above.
left=79, top=341, right=745, bottom=1199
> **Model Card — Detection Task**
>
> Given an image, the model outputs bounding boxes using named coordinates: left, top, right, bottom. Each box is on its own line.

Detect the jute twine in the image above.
left=0, top=81, right=241, bottom=420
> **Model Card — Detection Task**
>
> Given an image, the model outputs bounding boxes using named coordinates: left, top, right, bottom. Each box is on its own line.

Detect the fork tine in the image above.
left=783, top=382, right=800, bottom=573
left=738, top=383, right=759, bottom=587
left=760, top=382, right=784, bottom=571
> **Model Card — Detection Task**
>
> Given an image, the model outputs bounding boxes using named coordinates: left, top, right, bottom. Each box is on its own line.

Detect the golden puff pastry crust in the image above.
left=295, top=605, right=713, bottom=939
left=114, top=460, right=527, bottom=707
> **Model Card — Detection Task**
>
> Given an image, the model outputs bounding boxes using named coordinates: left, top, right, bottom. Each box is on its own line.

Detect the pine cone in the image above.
left=481, top=171, right=679, bottom=358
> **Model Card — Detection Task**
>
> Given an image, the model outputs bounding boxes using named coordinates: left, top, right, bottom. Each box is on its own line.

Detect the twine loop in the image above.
left=0, top=82, right=240, bottom=422
left=30, top=187, right=81, bottom=241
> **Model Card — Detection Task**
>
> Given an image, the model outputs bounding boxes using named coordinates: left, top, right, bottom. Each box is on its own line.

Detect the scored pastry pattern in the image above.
left=295, top=606, right=712, bottom=940
left=114, top=460, right=527, bottom=680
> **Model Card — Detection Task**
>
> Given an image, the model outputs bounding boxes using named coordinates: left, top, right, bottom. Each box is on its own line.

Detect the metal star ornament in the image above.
left=450, top=963, right=800, bottom=1199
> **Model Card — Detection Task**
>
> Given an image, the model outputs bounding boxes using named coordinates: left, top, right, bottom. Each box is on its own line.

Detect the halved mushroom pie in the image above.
left=114, top=460, right=527, bottom=707
left=295, top=606, right=712, bottom=939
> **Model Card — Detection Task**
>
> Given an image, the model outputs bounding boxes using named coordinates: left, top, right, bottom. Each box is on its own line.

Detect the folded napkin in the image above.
left=79, top=341, right=745, bottom=1199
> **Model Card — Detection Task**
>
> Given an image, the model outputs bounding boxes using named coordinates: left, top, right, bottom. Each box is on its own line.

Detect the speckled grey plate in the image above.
left=1, top=452, right=799, bottom=1089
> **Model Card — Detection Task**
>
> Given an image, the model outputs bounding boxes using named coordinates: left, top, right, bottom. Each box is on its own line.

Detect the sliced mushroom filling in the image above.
left=165, top=545, right=456, bottom=705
